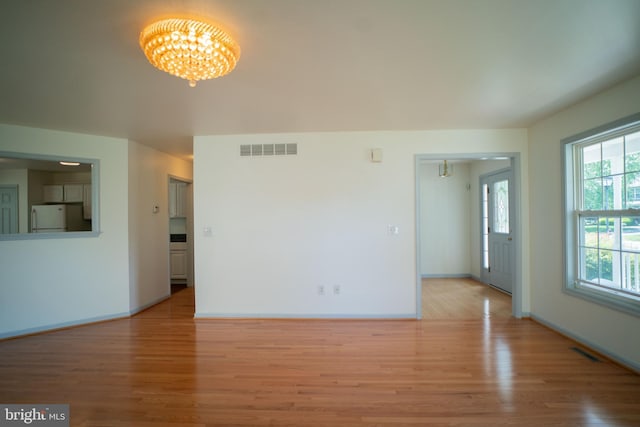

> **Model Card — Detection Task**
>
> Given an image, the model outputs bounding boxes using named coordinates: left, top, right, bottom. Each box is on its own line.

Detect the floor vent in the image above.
left=240, top=143, right=297, bottom=157
left=571, top=347, right=601, bottom=362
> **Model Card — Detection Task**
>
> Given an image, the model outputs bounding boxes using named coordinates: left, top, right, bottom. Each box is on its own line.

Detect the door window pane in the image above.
left=482, top=183, right=489, bottom=269
left=493, top=180, right=509, bottom=234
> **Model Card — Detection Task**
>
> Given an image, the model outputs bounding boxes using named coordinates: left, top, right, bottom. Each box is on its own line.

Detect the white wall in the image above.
left=194, top=129, right=528, bottom=318
left=419, top=162, right=471, bottom=276
left=128, top=141, right=192, bottom=313
left=529, top=74, right=640, bottom=369
left=0, top=124, right=130, bottom=338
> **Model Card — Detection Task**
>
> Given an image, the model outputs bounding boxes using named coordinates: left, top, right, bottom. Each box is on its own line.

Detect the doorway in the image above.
left=168, top=177, right=194, bottom=293
left=415, top=154, right=523, bottom=319
left=0, top=185, right=18, bottom=234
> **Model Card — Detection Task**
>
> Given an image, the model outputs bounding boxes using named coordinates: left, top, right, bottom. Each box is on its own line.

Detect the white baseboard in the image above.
left=530, top=314, right=639, bottom=373
left=0, top=311, right=130, bottom=340
left=1, top=294, right=172, bottom=340
left=421, top=274, right=472, bottom=279
left=194, top=312, right=416, bottom=320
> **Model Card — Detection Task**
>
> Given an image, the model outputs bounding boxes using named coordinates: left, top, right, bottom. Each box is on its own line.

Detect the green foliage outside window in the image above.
left=582, top=151, right=640, bottom=211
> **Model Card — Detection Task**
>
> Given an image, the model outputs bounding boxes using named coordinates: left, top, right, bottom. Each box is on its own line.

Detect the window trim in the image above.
left=563, top=112, right=640, bottom=317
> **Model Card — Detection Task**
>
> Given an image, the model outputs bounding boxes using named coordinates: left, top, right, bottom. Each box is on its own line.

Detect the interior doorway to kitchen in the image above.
left=168, top=176, right=194, bottom=293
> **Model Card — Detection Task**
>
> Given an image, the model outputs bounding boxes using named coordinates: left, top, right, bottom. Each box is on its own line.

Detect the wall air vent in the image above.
left=240, top=143, right=297, bottom=157
left=251, top=144, right=263, bottom=156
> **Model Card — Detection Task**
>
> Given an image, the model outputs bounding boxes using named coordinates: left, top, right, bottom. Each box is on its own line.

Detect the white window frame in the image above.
left=563, top=113, right=640, bottom=317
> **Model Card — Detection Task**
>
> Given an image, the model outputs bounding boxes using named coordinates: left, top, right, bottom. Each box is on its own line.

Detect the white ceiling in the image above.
left=1, top=0, right=639, bottom=161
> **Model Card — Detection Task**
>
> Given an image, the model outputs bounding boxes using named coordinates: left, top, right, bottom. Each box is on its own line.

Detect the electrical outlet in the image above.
left=333, top=285, right=340, bottom=295
left=318, top=285, right=325, bottom=296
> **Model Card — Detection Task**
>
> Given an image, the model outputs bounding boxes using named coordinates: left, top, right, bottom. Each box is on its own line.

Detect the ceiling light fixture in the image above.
left=439, top=160, right=453, bottom=178
left=139, top=18, right=240, bottom=87
left=59, top=161, right=80, bottom=166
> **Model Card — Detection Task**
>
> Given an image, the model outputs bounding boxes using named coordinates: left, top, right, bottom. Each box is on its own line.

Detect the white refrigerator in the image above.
left=31, top=204, right=67, bottom=233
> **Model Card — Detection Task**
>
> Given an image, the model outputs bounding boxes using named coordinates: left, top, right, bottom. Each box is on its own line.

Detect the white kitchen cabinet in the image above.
left=42, top=183, right=85, bottom=203
left=63, top=184, right=84, bottom=202
left=83, top=184, right=92, bottom=220
left=170, top=244, right=188, bottom=280
left=169, top=182, right=188, bottom=218
left=43, top=185, right=64, bottom=202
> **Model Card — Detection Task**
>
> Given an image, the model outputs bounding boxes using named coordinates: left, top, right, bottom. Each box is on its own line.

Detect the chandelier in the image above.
left=139, top=18, right=240, bottom=87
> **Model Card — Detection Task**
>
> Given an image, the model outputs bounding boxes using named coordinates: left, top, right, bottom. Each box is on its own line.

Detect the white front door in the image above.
left=481, top=170, right=513, bottom=293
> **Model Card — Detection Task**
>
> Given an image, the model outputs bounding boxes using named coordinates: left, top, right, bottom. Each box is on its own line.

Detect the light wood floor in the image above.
left=1, top=286, right=639, bottom=426
left=422, top=277, right=512, bottom=319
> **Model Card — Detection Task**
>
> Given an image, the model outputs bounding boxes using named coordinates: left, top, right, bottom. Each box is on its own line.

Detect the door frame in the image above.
left=479, top=168, right=514, bottom=292
left=415, top=153, right=523, bottom=319
left=168, top=175, right=195, bottom=289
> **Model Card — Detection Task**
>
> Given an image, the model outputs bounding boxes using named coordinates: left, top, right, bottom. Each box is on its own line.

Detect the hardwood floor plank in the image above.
left=1, top=287, right=639, bottom=426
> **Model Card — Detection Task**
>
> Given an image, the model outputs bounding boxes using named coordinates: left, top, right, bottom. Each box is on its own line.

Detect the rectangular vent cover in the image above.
left=240, top=143, right=297, bottom=157
left=251, top=144, right=262, bottom=156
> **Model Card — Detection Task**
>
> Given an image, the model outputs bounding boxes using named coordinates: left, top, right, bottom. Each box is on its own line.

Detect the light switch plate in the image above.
left=370, top=148, right=383, bottom=163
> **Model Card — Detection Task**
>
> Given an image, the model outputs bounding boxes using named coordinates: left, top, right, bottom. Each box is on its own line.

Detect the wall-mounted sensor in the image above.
left=152, top=205, right=160, bottom=214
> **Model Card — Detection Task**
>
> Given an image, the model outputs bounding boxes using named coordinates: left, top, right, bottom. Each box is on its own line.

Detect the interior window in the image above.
left=0, top=153, right=98, bottom=239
